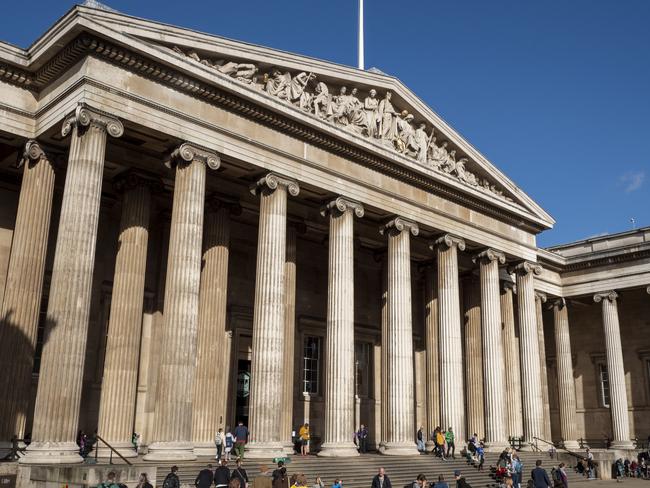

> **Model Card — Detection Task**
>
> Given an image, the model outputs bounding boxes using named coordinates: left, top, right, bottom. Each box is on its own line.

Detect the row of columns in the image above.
left=0, top=102, right=637, bottom=464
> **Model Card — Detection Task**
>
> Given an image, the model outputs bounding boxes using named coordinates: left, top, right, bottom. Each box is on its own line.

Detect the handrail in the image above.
left=533, top=436, right=583, bottom=460
left=93, top=434, right=133, bottom=466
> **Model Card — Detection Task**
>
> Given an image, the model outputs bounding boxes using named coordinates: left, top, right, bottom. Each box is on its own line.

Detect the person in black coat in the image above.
left=232, top=459, right=249, bottom=488
left=531, top=460, right=552, bottom=488
left=371, top=468, right=392, bottom=488
left=163, top=467, right=180, bottom=488
left=214, top=459, right=231, bottom=488
left=195, top=464, right=215, bottom=488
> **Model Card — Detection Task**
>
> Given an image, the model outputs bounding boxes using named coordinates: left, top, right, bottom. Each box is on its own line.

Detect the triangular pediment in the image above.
left=0, top=4, right=554, bottom=230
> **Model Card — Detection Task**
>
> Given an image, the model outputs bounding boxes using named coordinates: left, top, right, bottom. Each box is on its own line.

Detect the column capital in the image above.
left=379, top=216, right=419, bottom=237
left=320, top=196, right=364, bottom=218
left=535, top=291, right=547, bottom=303
left=552, top=297, right=567, bottom=309
left=62, top=103, right=124, bottom=139
left=430, top=233, right=465, bottom=252
left=647, top=286, right=650, bottom=295
left=250, top=172, right=300, bottom=197
left=508, top=260, right=542, bottom=276
left=472, top=248, right=506, bottom=265
left=18, top=140, right=46, bottom=167
left=112, top=170, right=163, bottom=194
left=206, top=194, right=242, bottom=216
left=166, top=142, right=221, bottom=170
left=594, top=290, right=618, bottom=303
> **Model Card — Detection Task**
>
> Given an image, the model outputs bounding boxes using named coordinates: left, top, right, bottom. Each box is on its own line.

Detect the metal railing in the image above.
left=578, top=438, right=610, bottom=450
left=533, top=436, right=583, bottom=461
left=92, top=434, right=133, bottom=466
left=508, top=436, right=524, bottom=450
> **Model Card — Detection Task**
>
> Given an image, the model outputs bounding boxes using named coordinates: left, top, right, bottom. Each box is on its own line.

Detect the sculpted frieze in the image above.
left=172, top=46, right=513, bottom=204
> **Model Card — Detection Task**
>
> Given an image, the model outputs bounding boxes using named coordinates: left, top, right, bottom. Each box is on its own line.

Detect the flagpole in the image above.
left=358, top=0, right=364, bottom=70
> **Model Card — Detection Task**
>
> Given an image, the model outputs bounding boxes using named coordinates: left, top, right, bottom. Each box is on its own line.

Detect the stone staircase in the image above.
left=154, top=451, right=590, bottom=488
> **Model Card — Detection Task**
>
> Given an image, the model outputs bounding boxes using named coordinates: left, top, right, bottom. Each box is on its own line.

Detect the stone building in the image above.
left=0, top=3, right=647, bottom=465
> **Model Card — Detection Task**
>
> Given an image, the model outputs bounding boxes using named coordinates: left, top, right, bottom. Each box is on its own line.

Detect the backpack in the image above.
left=216, top=433, right=223, bottom=445
left=163, top=474, right=177, bottom=488
left=226, top=434, right=234, bottom=448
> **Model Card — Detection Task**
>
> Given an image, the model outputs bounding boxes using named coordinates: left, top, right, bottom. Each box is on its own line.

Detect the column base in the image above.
left=19, top=441, right=84, bottom=464
left=381, top=442, right=419, bottom=456
left=424, top=441, right=435, bottom=453
left=318, top=442, right=359, bottom=457
left=483, top=441, right=509, bottom=452
left=143, top=441, right=197, bottom=461
left=95, top=441, right=138, bottom=459
left=244, top=441, right=285, bottom=460
left=610, top=440, right=635, bottom=451
left=194, top=442, right=218, bottom=457
left=282, top=441, right=295, bottom=456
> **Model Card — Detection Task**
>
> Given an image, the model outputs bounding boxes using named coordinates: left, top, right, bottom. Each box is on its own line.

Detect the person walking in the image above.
left=531, top=460, right=551, bottom=488
left=557, top=463, right=568, bottom=488
left=225, top=427, right=235, bottom=461
left=371, top=468, right=392, bottom=488
left=232, top=458, right=250, bottom=488
left=195, top=464, right=215, bottom=488
left=445, top=427, right=456, bottom=459
left=162, top=467, right=180, bottom=488
left=215, top=459, right=231, bottom=488
left=357, top=424, right=369, bottom=454
left=233, top=421, right=248, bottom=459
left=299, top=423, right=311, bottom=456
left=453, top=470, right=471, bottom=488
left=416, top=426, right=425, bottom=453
left=215, top=428, right=226, bottom=461
left=512, top=454, right=523, bottom=488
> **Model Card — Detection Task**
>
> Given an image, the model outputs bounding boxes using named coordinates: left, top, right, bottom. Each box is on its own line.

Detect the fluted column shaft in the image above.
left=535, top=292, right=552, bottom=440
left=246, top=173, right=299, bottom=459
left=21, top=105, right=123, bottom=465
left=281, top=224, right=298, bottom=453
left=501, top=283, right=523, bottom=437
left=594, top=292, right=633, bottom=449
left=380, top=217, right=418, bottom=455
left=424, top=265, right=439, bottom=446
left=463, top=276, right=484, bottom=440
left=512, top=261, right=543, bottom=446
left=192, top=202, right=235, bottom=455
left=0, top=142, right=55, bottom=447
left=380, top=254, right=388, bottom=447
left=552, top=299, right=579, bottom=449
left=320, top=198, right=363, bottom=457
left=476, top=249, right=507, bottom=448
left=97, top=176, right=152, bottom=457
left=435, top=235, right=466, bottom=442
left=145, top=143, right=220, bottom=462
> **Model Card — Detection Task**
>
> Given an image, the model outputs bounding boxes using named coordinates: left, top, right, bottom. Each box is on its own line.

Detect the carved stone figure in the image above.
left=265, top=68, right=291, bottom=99
left=395, top=111, right=416, bottom=155
left=377, top=91, right=398, bottom=142
left=313, top=82, right=331, bottom=119
left=455, top=158, right=478, bottom=186
left=430, top=141, right=449, bottom=168
left=289, top=72, right=315, bottom=110
left=414, top=123, right=430, bottom=163
left=364, top=89, right=379, bottom=138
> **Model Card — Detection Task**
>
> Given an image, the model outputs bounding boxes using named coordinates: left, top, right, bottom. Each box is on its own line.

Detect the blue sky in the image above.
left=3, top=0, right=649, bottom=247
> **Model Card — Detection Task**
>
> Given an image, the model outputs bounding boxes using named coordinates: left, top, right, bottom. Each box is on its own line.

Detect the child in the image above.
left=225, top=427, right=235, bottom=461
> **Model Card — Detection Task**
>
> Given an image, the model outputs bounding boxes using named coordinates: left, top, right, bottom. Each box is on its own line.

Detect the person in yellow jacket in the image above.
left=434, top=427, right=446, bottom=459
left=298, top=423, right=310, bottom=456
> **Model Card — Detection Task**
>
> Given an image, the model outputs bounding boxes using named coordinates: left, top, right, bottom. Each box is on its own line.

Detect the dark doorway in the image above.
left=236, top=359, right=251, bottom=426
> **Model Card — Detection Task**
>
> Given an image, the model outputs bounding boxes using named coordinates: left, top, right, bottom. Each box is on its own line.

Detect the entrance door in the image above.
left=235, top=359, right=251, bottom=425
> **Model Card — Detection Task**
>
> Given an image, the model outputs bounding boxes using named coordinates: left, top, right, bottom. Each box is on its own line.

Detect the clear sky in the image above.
left=2, top=0, right=649, bottom=247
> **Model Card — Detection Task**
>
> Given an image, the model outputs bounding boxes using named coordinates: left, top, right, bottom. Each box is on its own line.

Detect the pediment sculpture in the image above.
left=173, top=46, right=512, bottom=203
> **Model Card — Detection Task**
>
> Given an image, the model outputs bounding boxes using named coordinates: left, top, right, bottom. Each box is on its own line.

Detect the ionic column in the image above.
left=145, top=143, right=220, bottom=461
left=96, top=172, right=155, bottom=458
left=246, top=173, right=299, bottom=459
left=535, top=291, right=552, bottom=440
left=501, top=282, right=523, bottom=437
left=475, top=249, right=507, bottom=448
left=21, top=105, right=123, bottom=464
left=552, top=298, right=579, bottom=449
left=463, top=276, right=484, bottom=440
left=593, top=291, right=633, bottom=450
left=433, top=234, right=466, bottom=442
left=0, top=141, right=55, bottom=449
left=510, top=261, right=543, bottom=446
left=319, top=197, right=364, bottom=457
left=281, top=222, right=299, bottom=454
left=380, top=217, right=419, bottom=455
left=192, top=198, right=239, bottom=455
left=424, top=264, right=439, bottom=450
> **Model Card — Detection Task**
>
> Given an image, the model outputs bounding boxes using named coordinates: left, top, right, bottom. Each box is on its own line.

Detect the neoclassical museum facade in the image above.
left=0, top=3, right=649, bottom=465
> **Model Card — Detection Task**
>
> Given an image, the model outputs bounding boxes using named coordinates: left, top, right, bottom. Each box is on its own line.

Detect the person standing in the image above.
left=299, top=423, right=311, bottom=456
left=357, top=424, right=368, bottom=454
left=435, top=428, right=446, bottom=459
left=557, top=463, right=568, bottom=488
left=512, top=454, right=523, bottom=488
left=416, top=426, right=425, bottom=453
left=233, top=421, right=248, bottom=459
left=371, top=468, right=392, bottom=488
left=445, top=427, right=456, bottom=459
left=215, top=428, right=226, bottom=461
left=162, top=467, right=180, bottom=488
left=272, top=462, right=289, bottom=488
left=215, top=459, right=231, bottom=488
left=531, top=460, right=551, bottom=488
left=225, top=427, right=235, bottom=461
left=195, top=464, right=214, bottom=488
left=232, top=459, right=249, bottom=488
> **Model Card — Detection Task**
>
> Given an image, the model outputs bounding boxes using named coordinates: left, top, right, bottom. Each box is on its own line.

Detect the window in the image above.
left=599, top=363, right=610, bottom=408
left=355, top=342, right=371, bottom=397
left=302, top=336, right=321, bottom=394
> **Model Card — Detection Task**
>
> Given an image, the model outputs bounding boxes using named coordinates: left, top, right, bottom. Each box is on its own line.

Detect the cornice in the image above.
left=0, top=33, right=551, bottom=234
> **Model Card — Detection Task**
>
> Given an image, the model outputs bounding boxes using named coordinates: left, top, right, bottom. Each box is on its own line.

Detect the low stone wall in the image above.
left=15, top=464, right=157, bottom=488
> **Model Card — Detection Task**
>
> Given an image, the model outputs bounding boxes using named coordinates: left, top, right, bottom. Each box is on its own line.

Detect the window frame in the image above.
left=302, top=335, right=322, bottom=395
